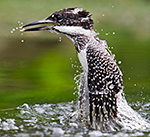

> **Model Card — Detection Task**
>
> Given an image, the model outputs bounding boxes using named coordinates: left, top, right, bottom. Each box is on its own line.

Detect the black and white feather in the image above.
left=22, top=8, right=124, bottom=130
left=86, top=42, right=123, bottom=129
left=46, top=8, right=123, bottom=129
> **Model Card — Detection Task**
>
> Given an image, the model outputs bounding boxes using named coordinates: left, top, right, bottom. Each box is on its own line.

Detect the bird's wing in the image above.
left=86, top=45, right=123, bottom=129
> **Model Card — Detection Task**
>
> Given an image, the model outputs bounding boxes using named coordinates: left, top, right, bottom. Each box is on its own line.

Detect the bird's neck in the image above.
left=53, top=26, right=99, bottom=53
left=68, top=33, right=104, bottom=54
left=65, top=31, right=107, bottom=72
left=68, top=34, right=89, bottom=53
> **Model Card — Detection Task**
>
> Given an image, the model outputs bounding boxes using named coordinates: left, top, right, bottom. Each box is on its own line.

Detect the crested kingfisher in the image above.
left=21, top=8, right=123, bottom=130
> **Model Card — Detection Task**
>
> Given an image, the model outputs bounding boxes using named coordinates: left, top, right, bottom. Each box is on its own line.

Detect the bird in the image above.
left=21, top=8, right=123, bottom=130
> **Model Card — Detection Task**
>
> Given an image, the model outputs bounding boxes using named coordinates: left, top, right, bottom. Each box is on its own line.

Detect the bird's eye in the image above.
left=55, top=14, right=62, bottom=20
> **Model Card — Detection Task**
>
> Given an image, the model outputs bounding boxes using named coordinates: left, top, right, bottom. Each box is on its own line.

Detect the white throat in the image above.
left=53, top=26, right=98, bottom=36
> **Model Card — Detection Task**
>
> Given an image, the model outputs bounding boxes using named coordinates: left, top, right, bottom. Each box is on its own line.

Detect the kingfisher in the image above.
left=21, top=8, right=123, bottom=130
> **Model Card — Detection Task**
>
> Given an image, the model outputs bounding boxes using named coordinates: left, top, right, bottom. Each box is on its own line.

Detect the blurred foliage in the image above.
left=0, top=0, right=150, bottom=109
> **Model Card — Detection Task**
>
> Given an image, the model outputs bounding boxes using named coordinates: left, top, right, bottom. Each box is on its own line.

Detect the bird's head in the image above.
left=21, top=8, right=95, bottom=36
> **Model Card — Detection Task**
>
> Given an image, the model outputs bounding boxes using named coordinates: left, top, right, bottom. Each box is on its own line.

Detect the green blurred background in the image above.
left=0, top=0, right=149, bottom=109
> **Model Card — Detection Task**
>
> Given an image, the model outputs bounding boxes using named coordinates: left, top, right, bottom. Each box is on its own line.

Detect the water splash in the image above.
left=10, top=20, right=25, bottom=43
left=0, top=101, right=149, bottom=136
left=70, top=56, right=150, bottom=131
left=0, top=119, right=18, bottom=130
left=116, top=93, right=150, bottom=130
left=15, top=102, right=79, bottom=136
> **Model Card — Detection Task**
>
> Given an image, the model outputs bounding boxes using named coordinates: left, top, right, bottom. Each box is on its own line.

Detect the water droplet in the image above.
left=101, top=29, right=103, bottom=31
left=105, top=32, right=110, bottom=36
left=76, top=70, right=79, bottom=73
left=128, top=78, right=131, bottom=80
left=118, top=61, right=121, bottom=64
left=113, top=32, right=115, bottom=35
left=58, top=37, right=61, bottom=42
left=112, top=6, right=114, bottom=8
left=21, top=33, right=23, bottom=36
left=11, top=30, right=13, bottom=34
left=140, top=91, right=143, bottom=96
left=16, top=27, right=18, bottom=30
left=102, top=14, right=105, bottom=16
left=21, top=39, right=24, bottom=43
left=111, top=54, right=115, bottom=59
left=134, top=84, right=136, bottom=86
left=18, top=21, right=20, bottom=24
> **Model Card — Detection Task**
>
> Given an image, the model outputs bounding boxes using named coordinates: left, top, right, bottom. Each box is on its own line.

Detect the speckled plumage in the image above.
left=86, top=42, right=123, bottom=127
left=70, top=34, right=123, bottom=129
left=22, top=8, right=124, bottom=130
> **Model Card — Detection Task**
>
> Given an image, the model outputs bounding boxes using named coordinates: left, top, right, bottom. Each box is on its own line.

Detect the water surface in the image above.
left=0, top=100, right=150, bottom=136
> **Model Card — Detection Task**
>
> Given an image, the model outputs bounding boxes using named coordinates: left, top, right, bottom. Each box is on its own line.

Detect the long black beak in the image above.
left=20, top=18, right=59, bottom=32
